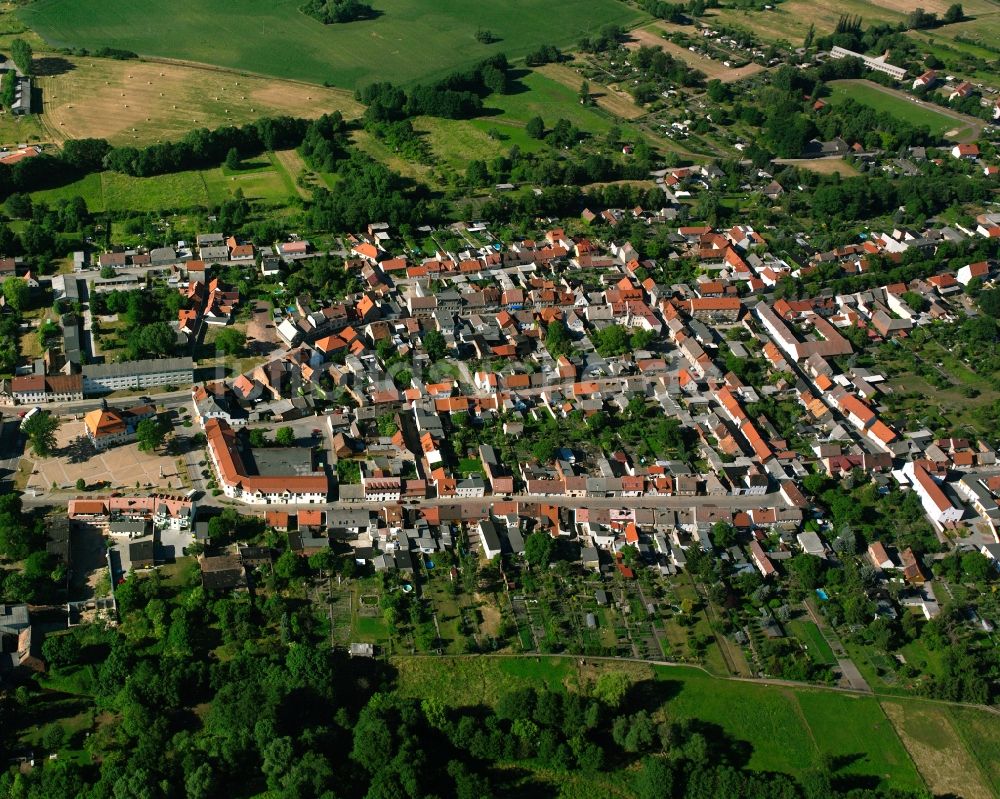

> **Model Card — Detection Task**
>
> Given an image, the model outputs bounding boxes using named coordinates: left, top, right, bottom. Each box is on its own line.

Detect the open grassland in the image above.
left=902, top=0, right=1000, bottom=56
left=465, top=69, right=621, bottom=153
left=21, top=0, right=647, bottom=89
left=96, top=171, right=209, bottom=212
left=657, top=667, right=921, bottom=787
left=349, top=128, right=435, bottom=184
left=369, top=68, right=651, bottom=178
left=906, top=31, right=1000, bottom=82
left=881, top=699, right=996, bottom=799
left=948, top=705, right=1000, bottom=798
left=827, top=79, right=983, bottom=141
left=393, top=656, right=924, bottom=787
left=30, top=153, right=302, bottom=211
left=35, top=56, right=362, bottom=145
left=536, top=62, right=647, bottom=120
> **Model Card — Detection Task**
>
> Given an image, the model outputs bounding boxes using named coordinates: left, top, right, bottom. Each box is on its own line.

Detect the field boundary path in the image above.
left=388, top=651, right=1000, bottom=715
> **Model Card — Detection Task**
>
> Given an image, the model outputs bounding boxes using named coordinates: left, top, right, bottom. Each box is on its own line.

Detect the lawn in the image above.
left=788, top=619, right=837, bottom=666
left=826, top=79, right=981, bottom=141
left=0, top=109, right=46, bottom=148
left=457, top=457, right=483, bottom=476
left=354, top=614, right=389, bottom=641
left=21, top=0, right=647, bottom=89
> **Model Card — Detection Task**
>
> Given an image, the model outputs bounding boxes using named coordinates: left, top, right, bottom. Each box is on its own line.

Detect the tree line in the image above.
left=356, top=54, right=514, bottom=123
left=0, top=115, right=310, bottom=199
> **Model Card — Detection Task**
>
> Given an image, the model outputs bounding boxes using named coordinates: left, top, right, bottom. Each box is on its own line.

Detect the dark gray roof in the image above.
left=128, top=539, right=155, bottom=562
left=0, top=604, right=29, bottom=631
left=479, top=519, right=502, bottom=552
left=83, top=357, right=194, bottom=379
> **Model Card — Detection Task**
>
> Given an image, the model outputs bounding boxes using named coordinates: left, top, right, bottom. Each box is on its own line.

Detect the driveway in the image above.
left=157, top=527, right=195, bottom=562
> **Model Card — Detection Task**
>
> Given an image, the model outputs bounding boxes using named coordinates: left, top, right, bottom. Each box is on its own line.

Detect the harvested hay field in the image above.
left=881, top=700, right=993, bottom=799
left=774, top=157, right=860, bottom=176
left=270, top=149, right=311, bottom=199
left=627, top=27, right=765, bottom=83
left=37, top=56, right=363, bottom=145
left=707, top=0, right=903, bottom=46
left=868, top=0, right=969, bottom=13
left=536, top=62, right=647, bottom=120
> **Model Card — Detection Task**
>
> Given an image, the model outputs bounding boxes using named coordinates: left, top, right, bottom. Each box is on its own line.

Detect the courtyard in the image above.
left=27, top=420, right=187, bottom=494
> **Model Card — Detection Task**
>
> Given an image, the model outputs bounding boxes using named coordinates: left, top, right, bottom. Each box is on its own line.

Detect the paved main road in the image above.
left=23, top=488, right=792, bottom=514
left=0, top=389, right=192, bottom=418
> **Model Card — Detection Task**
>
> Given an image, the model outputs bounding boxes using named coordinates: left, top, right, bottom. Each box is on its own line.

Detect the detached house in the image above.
left=912, top=69, right=936, bottom=90
left=952, top=143, right=979, bottom=160
left=903, top=461, right=964, bottom=527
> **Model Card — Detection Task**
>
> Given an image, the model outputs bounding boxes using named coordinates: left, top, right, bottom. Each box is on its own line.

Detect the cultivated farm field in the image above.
left=35, top=56, right=363, bottom=145
left=20, top=0, right=647, bottom=89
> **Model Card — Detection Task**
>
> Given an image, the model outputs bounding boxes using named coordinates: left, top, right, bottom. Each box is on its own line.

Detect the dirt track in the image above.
left=626, top=27, right=765, bottom=83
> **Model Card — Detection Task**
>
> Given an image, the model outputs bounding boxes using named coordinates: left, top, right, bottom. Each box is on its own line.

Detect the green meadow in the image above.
left=21, top=0, right=646, bottom=89
left=393, top=656, right=925, bottom=788
left=30, top=152, right=300, bottom=212
left=826, top=80, right=981, bottom=141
